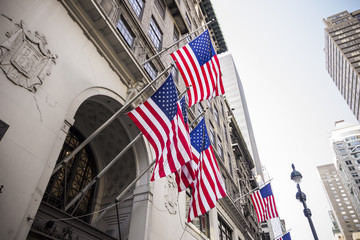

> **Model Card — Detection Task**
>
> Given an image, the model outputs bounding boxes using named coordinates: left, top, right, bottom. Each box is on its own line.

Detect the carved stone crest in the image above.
left=164, top=174, right=178, bottom=215
left=0, top=20, right=57, bottom=92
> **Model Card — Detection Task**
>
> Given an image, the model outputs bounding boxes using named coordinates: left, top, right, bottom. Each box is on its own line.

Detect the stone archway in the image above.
left=28, top=92, right=151, bottom=240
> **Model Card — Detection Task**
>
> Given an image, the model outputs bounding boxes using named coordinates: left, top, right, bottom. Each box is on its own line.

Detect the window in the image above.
left=173, top=26, right=179, bottom=42
left=198, top=104, right=204, bottom=116
left=185, top=12, right=191, bottom=29
left=228, top=153, right=233, bottom=176
left=218, top=216, right=232, bottom=240
left=144, top=59, right=158, bottom=79
left=117, top=15, right=135, bottom=47
left=207, top=100, right=212, bottom=112
left=353, top=172, right=359, bottom=177
left=214, top=106, right=219, bottom=124
left=349, top=166, right=356, bottom=171
left=170, top=61, right=178, bottom=84
left=217, top=136, right=223, bottom=159
left=209, top=123, right=215, bottom=144
left=346, top=160, right=353, bottom=165
left=43, top=127, right=97, bottom=223
left=155, top=0, right=166, bottom=18
left=128, top=0, right=144, bottom=18
left=186, top=188, right=210, bottom=237
left=149, top=17, right=163, bottom=50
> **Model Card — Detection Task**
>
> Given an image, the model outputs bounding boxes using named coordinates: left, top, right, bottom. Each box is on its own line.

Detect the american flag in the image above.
left=276, top=232, right=291, bottom=240
left=250, top=183, right=279, bottom=222
left=127, top=75, right=192, bottom=181
left=174, top=96, right=198, bottom=192
left=187, top=119, right=227, bottom=222
left=171, top=30, right=224, bottom=107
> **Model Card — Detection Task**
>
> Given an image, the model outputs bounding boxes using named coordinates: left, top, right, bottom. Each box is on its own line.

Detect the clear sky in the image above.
left=211, top=0, right=359, bottom=239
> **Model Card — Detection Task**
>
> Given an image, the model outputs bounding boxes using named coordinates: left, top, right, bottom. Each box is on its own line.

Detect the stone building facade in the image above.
left=0, top=0, right=263, bottom=239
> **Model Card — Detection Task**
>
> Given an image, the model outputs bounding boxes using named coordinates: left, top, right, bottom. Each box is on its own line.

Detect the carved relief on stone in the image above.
left=126, top=80, right=144, bottom=108
left=0, top=20, right=57, bottom=92
left=164, top=174, right=178, bottom=215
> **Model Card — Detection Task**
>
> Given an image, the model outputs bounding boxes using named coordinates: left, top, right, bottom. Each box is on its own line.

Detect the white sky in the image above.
left=211, top=0, right=359, bottom=239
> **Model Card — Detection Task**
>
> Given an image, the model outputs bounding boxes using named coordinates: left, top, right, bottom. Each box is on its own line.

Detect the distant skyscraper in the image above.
left=323, top=9, right=360, bottom=121
left=317, top=163, right=359, bottom=240
left=219, top=53, right=263, bottom=181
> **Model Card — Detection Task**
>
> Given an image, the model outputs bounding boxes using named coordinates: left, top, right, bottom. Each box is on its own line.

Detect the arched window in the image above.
left=43, top=127, right=97, bottom=223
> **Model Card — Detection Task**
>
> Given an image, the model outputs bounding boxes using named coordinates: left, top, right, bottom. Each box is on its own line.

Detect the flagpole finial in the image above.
left=291, top=163, right=295, bottom=170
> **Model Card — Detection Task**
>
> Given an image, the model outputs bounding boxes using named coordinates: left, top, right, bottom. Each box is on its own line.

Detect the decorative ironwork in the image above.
left=43, top=127, right=97, bottom=223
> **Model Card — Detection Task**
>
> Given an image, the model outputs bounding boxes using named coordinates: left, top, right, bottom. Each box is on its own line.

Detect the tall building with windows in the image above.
left=0, top=0, right=263, bottom=239
left=317, top=163, right=359, bottom=240
left=218, top=53, right=263, bottom=182
left=323, top=9, right=360, bottom=121
left=331, top=121, right=360, bottom=218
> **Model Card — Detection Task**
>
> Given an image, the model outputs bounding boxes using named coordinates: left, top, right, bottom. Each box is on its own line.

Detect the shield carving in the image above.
left=0, top=20, right=57, bottom=92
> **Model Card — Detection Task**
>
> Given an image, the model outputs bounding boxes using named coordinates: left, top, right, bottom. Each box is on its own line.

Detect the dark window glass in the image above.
left=173, top=26, right=179, bottom=42
left=155, top=0, right=166, bottom=19
left=117, top=16, right=135, bottom=47
left=144, top=59, right=158, bottom=79
left=148, top=17, right=163, bottom=50
left=128, top=0, right=144, bottom=17
left=218, top=216, right=232, bottom=240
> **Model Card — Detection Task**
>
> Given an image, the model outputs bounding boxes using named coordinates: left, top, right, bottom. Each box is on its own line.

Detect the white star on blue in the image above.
left=180, top=96, right=188, bottom=125
left=190, top=118, right=210, bottom=153
left=189, top=30, right=216, bottom=66
left=151, top=74, right=179, bottom=121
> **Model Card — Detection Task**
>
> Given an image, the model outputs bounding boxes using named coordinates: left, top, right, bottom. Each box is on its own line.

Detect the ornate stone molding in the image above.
left=0, top=20, right=57, bottom=92
left=164, top=174, right=178, bottom=215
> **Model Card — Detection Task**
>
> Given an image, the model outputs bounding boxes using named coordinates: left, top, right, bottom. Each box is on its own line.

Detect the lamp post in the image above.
left=290, top=164, right=319, bottom=240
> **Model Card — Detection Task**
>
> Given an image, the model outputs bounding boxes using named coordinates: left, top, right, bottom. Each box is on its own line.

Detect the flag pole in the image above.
left=189, top=106, right=208, bottom=129
left=273, top=229, right=291, bottom=240
left=92, top=158, right=156, bottom=226
left=234, top=178, right=273, bottom=203
left=64, top=133, right=143, bottom=212
left=65, top=86, right=189, bottom=212
left=91, top=103, right=195, bottom=225
left=141, top=19, right=214, bottom=66
left=52, top=64, right=174, bottom=175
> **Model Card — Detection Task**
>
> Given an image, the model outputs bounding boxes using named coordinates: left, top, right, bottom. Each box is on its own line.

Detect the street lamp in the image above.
left=290, top=164, right=319, bottom=240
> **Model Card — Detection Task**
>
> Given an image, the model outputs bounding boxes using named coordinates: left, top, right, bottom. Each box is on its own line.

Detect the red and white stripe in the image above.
left=187, top=146, right=227, bottom=222
left=128, top=100, right=192, bottom=181
left=175, top=144, right=200, bottom=192
left=250, top=189, right=279, bottom=222
left=171, top=45, right=224, bottom=107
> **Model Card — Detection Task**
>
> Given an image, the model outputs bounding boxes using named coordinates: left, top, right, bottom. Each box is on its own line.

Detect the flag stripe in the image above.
left=250, top=183, right=279, bottom=222
left=127, top=75, right=192, bottom=181
left=171, top=30, right=224, bottom=107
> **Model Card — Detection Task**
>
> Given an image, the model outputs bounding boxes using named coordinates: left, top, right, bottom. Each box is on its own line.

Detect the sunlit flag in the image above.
left=171, top=30, right=224, bottom=107
left=187, top=118, right=227, bottom=222
left=250, top=183, right=279, bottom=222
left=127, top=74, right=192, bottom=181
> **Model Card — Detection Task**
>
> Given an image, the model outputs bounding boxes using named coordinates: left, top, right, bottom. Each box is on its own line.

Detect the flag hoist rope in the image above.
left=52, top=64, right=174, bottom=175
left=65, top=88, right=190, bottom=212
